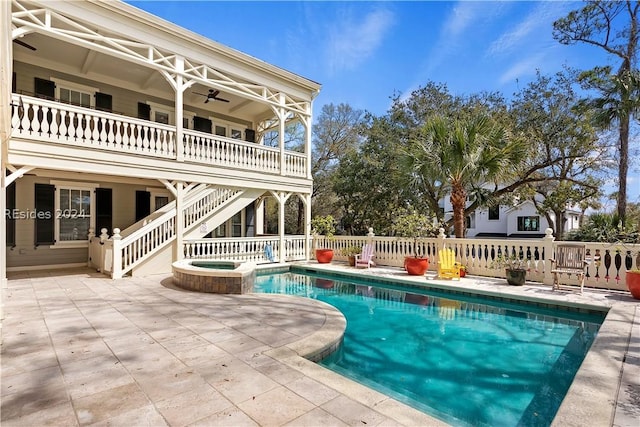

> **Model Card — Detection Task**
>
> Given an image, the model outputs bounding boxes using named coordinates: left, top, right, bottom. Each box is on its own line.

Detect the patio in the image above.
left=1, top=264, right=638, bottom=426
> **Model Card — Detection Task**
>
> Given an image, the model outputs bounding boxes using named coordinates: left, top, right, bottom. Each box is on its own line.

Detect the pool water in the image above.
left=255, top=272, right=603, bottom=427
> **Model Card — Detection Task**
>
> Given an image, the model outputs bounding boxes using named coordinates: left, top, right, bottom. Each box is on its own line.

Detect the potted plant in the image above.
left=626, top=269, right=640, bottom=299
left=341, top=245, right=362, bottom=267
left=392, top=209, right=437, bottom=275
left=492, top=254, right=527, bottom=286
left=458, top=264, right=467, bottom=278
left=311, top=215, right=336, bottom=264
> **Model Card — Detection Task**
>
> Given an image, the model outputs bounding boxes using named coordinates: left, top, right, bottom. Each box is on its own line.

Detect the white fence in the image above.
left=315, top=229, right=640, bottom=292
left=88, top=224, right=639, bottom=292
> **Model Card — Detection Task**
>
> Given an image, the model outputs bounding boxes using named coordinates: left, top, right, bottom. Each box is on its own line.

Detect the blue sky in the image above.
left=128, top=1, right=637, bottom=205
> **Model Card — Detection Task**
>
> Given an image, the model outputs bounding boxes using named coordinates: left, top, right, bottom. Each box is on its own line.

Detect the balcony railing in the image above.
left=10, top=94, right=307, bottom=178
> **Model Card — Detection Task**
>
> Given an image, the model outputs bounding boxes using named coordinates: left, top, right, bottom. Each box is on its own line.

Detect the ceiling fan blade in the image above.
left=204, top=98, right=209, bottom=104
left=13, top=39, right=36, bottom=51
left=215, top=97, right=230, bottom=103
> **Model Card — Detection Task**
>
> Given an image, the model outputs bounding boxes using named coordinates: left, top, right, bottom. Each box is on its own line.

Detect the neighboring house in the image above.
left=441, top=198, right=582, bottom=238
left=1, top=0, right=320, bottom=281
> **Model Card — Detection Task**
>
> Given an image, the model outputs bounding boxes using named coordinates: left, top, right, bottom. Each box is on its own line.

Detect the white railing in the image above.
left=315, top=230, right=640, bottom=292
left=90, top=186, right=254, bottom=278
left=183, top=187, right=242, bottom=230
left=11, top=94, right=308, bottom=178
left=183, top=236, right=307, bottom=263
left=12, top=94, right=176, bottom=158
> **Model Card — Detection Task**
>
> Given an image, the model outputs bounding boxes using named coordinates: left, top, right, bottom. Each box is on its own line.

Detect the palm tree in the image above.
left=579, top=68, right=640, bottom=227
left=406, top=115, right=525, bottom=238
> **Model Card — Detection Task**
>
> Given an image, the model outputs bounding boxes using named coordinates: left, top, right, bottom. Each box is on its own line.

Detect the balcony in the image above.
left=9, top=94, right=309, bottom=186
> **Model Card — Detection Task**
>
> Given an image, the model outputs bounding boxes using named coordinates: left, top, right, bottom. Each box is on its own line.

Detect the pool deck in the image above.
left=1, top=263, right=638, bottom=426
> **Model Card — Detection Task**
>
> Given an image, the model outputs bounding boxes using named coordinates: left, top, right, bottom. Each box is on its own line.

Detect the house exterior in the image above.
left=441, top=199, right=582, bottom=238
left=1, top=0, right=321, bottom=282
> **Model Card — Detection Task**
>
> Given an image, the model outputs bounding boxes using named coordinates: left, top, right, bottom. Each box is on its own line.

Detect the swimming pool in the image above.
left=255, top=271, right=604, bottom=427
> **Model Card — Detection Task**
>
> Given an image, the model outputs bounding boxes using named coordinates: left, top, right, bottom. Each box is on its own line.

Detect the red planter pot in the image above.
left=404, top=257, right=429, bottom=276
left=627, top=272, right=640, bottom=299
left=315, top=249, right=334, bottom=264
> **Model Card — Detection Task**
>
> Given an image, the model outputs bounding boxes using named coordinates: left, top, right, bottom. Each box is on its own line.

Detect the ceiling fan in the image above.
left=13, top=39, right=37, bottom=51
left=193, top=89, right=229, bottom=104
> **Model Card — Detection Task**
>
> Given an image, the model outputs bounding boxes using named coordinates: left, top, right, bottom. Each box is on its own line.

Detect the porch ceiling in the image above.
left=12, top=33, right=274, bottom=123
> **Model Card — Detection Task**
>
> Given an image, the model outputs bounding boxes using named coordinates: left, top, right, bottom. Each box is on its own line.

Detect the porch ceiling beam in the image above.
left=11, top=0, right=312, bottom=117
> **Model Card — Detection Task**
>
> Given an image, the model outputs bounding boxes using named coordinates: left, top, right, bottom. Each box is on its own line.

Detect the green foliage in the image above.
left=340, top=245, right=362, bottom=257
left=310, top=215, right=336, bottom=239
left=566, top=212, right=639, bottom=243
left=391, top=209, right=439, bottom=258
left=491, top=254, right=527, bottom=271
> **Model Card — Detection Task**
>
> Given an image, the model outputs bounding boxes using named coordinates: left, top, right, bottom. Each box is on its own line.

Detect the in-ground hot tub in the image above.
left=172, top=259, right=256, bottom=294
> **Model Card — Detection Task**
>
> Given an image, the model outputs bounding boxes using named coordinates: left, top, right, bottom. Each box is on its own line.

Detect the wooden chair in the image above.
left=355, top=244, right=375, bottom=268
left=438, top=247, right=460, bottom=280
left=550, top=244, right=589, bottom=293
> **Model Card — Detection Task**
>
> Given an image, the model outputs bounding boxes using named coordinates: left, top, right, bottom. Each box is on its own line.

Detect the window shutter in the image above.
left=34, top=78, right=55, bottom=100
left=6, top=182, right=16, bottom=246
left=137, top=102, right=151, bottom=120
left=34, top=183, right=55, bottom=245
left=135, top=191, right=151, bottom=222
left=193, top=116, right=212, bottom=133
left=95, top=188, right=113, bottom=235
left=245, top=129, right=255, bottom=143
left=95, top=93, right=113, bottom=112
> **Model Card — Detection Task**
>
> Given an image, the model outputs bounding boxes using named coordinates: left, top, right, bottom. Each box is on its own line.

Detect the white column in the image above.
left=175, top=181, right=185, bottom=261
left=174, top=58, right=185, bottom=162
left=255, top=197, right=265, bottom=235
left=1, top=0, right=13, bottom=289
left=278, top=192, right=286, bottom=262
left=278, top=95, right=286, bottom=176
left=303, top=104, right=313, bottom=180
left=304, top=194, right=312, bottom=261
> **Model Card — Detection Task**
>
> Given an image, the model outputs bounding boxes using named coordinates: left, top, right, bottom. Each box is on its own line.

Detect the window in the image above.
left=155, top=111, right=169, bottom=124
left=214, top=224, right=226, bottom=238
left=517, top=216, right=539, bottom=232
left=57, top=187, right=93, bottom=242
left=466, top=212, right=475, bottom=229
left=231, top=212, right=242, bottom=237
left=215, top=125, right=226, bottom=137
left=488, top=206, right=500, bottom=220
left=154, top=196, right=169, bottom=211
left=231, top=128, right=242, bottom=139
left=59, top=88, right=91, bottom=108
left=53, top=78, right=97, bottom=109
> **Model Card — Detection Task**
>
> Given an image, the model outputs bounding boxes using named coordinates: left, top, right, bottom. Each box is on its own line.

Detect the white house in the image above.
left=1, top=0, right=321, bottom=282
left=441, top=199, right=582, bottom=238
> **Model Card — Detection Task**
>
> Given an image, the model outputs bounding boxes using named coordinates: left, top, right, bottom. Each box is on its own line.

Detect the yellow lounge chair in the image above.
left=438, top=248, right=461, bottom=280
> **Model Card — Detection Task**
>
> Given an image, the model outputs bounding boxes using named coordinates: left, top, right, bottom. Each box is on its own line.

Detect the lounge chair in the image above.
left=438, top=247, right=460, bottom=280
left=550, top=244, right=588, bottom=293
left=355, top=244, right=375, bottom=268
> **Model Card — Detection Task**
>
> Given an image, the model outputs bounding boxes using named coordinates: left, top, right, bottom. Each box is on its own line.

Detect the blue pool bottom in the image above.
left=255, top=272, right=602, bottom=427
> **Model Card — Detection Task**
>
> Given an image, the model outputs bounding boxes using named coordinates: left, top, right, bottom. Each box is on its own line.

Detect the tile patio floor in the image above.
left=1, top=264, right=638, bottom=426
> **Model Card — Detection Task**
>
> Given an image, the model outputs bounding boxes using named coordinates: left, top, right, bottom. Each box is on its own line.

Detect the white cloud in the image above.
left=325, top=6, right=395, bottom=74
left=498, top=53, right=545, bottom=85
left=487, top=2, right=572, bottom=57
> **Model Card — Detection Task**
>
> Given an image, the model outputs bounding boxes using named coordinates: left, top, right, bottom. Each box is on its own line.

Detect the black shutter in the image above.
left=6, top=182, right=16, bottom=246
left=34, top=183, right=55, bottom=245
left=135, top=190, right=151, bottom=222
left=12, top=72, right=16, bottom=93
left=193, top=116, right=212, bottom=133
left=245, top=129, right=255, bottom=143
left=137, top=102, right=151, bottom=120
left=95, top=188, right=112, bottom=235
left=34, top=77, right=55, bottom=100
left=95, top=93, right=113, bottom=112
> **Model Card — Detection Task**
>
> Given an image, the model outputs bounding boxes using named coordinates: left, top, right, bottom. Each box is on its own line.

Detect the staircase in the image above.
left=105, top=184, right=263, bottom=278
